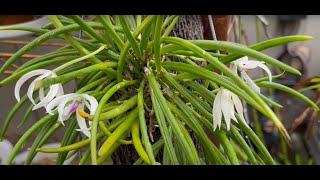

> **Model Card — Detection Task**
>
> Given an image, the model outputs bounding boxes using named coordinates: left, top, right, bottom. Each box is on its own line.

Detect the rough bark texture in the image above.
left=111, top=144, right=138, bottom=165
left=170, top=15, right=204, bottom=40
left=169, top=15, right=206, bottom=67
left=170, top=15, right=205, bottom=156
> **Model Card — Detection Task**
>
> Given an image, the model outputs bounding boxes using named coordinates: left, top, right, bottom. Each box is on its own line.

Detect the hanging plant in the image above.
left=0, top=15, right=317, bottom=165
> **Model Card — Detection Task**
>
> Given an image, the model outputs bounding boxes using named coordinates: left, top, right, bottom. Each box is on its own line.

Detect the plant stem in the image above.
left=137, top=79, right=157, bottom=164
left=91, top=80, right=139, bottom=164
left=154, top=15, right=164, bottom=79
left=53, top=44, right=107, bottom=73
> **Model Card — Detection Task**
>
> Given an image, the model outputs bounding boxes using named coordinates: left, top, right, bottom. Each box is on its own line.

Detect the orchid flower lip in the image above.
left=68, top=100, right=82, bottom=114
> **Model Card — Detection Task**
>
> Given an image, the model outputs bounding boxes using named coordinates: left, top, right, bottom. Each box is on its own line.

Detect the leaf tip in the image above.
left=293, top=69, right=302, bottom=76
left=304, top=35, right=314, bottom=40
left=98, top=149, right=104, bottom=157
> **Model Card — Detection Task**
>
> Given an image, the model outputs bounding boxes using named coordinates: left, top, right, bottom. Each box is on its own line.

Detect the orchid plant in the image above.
left=0, top=15, right=318, bottom=165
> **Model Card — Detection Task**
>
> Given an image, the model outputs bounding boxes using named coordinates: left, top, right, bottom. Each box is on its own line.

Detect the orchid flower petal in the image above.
left=231, top=92, right=246, bottom=123
left=75, top=128, right=92, bottom=138
left=32, top=84, right=60, bottom=110
left=230, top=63, right=238, bottom=75
left=217, top=89, right=224, bottom=129
left=80, top=94, right=98, bottom=115
left=56, top=84, right=64, bottom=97
left=241, top=71, right=261, bottom=93
left=62, top=103, right=74, bottom=123
left=76, top=105, right=91, bottom=138
left=16, top=70, right=62, bottom=110
left=63, top=103, right=73, bottom=116
left=32, top=71, right=59, bottom=109
left=221, top=89, right=233, bottom=131
left=14, top=69, right=51, bottom=102
left=58, top=97, right=76, bottom=117
left=58, top=113, right=65, bottom=126
left=234, top=56, right=248, bottom=65
left=58, top=107, right=66, bottom=126
left=27, top=73, right=50, bottom=105
left=257, top=63, right=273, bottom=82
left=242, top=60, right=263, bottom=69
left=46, top=94, right=77, bottom=115
left=39, top=87, right=45, bottom=101
left=226, top=92, right=238, bottom=123
left=57, top=99, right=73, bottom=126
left=213, top=90, right=223, bottom=131
left=83, top=100, right=91, bottom=111
left=58, top=105, right=72, bottom=126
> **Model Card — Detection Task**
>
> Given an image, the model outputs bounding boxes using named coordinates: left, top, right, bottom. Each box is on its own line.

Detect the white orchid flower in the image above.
left=15, top=69, right=64, bottom=110
left=213, top=88, right=247, bottom=131
left=231, top=56, right=272, bottom=93
left=46, top=93, right=98, bottom=138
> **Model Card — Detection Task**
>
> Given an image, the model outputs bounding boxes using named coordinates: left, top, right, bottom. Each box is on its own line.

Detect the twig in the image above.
left=293, top=77, right=319, bottom=90
left=227, top=16, right=235, bottom=40
left=4, top=70, right=14, bottom=75
left=290, top=96, right=320, bottom=132
left=290, top=106, right=312, bottom=133
left=306, top=109, right=317, bottom=139
left=0, top=53, right=41, bottom=59
left=0, top=58, right=18, bottom=68
left=207, top=15, right=220, bottom=54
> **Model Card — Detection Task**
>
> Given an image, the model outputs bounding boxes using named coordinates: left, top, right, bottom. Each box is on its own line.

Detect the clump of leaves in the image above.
left=0, top=15, right=318, bottom=165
